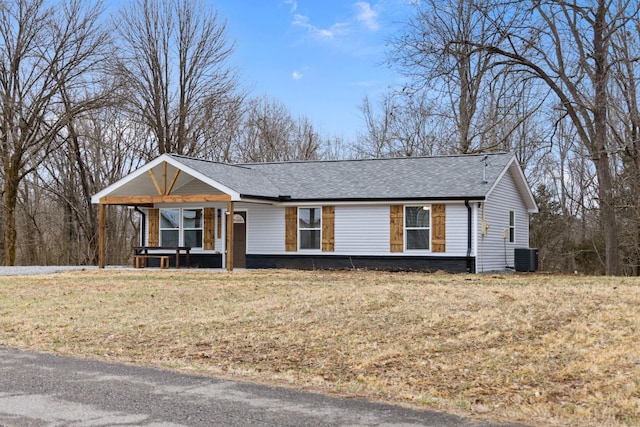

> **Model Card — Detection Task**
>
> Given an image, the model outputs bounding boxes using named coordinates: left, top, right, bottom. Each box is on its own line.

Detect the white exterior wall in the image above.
left=333, top=205, right=390, bottom=255
left=140, top=208, right=149, bottom=246
left=444, top=203, right=470, bottom=257
left=244, top=203, right=470, bottom=256
left=476, top=169, right=530, bottom=272
left=243, top=204, right=285, bottom=253
left=138, top=197, right=524, bottom=266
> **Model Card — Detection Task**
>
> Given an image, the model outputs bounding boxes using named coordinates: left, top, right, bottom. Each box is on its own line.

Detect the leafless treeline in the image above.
left=357, top=0, right=640, bottom=275
left=1, top=0, right=639, bottom=275
left=0, top=0, right=341, bottom=267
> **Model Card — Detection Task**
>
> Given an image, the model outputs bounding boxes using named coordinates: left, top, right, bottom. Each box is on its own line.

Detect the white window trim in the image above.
left=298, top=206, right=322, bottom=251
left=509, top=210, right=515, bottom=243
left=404, top=205, right=431, bottom=252
left=159, top=207, right=204, bottom=248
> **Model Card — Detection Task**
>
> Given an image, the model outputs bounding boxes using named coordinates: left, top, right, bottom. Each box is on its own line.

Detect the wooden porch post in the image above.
left=98, top=202, right=106, bottom=268
left=226, top=201, right=234, bottom=271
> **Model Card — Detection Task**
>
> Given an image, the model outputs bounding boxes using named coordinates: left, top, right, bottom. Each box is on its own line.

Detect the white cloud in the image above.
left=284, top=0, right=297, bottom=13
left=354, top=80, right=378, bottom=87
left=292, top=70, right=303, bottom=80
left=354, top=2, right=379, bottom=31
left=292, top=13, right=350, bottom=40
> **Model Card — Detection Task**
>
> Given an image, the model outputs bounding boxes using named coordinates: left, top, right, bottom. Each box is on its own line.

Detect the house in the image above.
left=91, top=152, right=538, bottom=273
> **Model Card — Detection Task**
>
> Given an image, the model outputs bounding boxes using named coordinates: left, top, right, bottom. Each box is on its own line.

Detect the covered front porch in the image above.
left=92, top=156, right=250, bottom=271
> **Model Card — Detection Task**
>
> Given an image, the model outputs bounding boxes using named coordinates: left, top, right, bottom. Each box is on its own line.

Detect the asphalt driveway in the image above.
left=0, top=348, right=527, bottom=427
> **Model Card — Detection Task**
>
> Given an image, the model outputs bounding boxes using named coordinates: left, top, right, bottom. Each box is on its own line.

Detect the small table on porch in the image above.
left=133, top=246, right=191, bottom=268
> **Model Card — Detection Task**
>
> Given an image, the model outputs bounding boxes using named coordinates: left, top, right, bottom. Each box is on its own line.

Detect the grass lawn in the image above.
left=0, top=269, right=638, bottom=426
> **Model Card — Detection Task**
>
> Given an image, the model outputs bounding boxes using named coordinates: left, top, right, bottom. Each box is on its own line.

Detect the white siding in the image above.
left=477, top=169, right=530, bottom=272
left=235, top=203, right=472, bottom=257
left=213, top=205, right=225, bottom=252
left=334, top=205, right=390, bottom=255
left=245, top=204, right=285, bottom=253
left=445, top=203, right=471, bottom=256
left=137, top=200, right=500, bottom=263
left=140, top=208, right=149, bottom=246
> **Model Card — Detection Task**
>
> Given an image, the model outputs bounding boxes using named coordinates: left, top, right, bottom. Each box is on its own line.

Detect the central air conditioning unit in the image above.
left=514, top=248, right=538, bottom=272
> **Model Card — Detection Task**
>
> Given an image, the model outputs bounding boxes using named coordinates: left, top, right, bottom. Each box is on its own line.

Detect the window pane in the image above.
left=405, top=207, right=430, bottom=227
left=183, top=209, right=202, bottom=228
left=509, top=211, right=515, bottom=242
left=299, top=208, right=321, bottom=229
left=300, top=229, right=320, bottom=249
left=161, top=230, right=179, bottom=247
left=407, top=229, right=429, bottom=250
left=160, top=209, right=180, bottom=228
left=183, top=230, right=202, bottom=248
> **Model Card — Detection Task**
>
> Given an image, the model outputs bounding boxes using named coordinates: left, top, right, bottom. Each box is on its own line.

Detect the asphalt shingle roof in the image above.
left=168, top=152, right=514, bottom=201
left=167, top=155, right=282, bottom=198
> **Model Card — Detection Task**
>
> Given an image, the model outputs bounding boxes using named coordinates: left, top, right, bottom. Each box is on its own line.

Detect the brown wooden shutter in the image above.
left=322, top=206, right=335, bottom=252
left=285, top=207, right=297, bottom=251
left=432, top=204, right=446, bottom=252
left=148, top=208, right=159, bottom=246
left=203, top=208, right=215, bottom=250
left=217, top=209, right=222, bottom=238
left=390, top=205, right=404, bottom=252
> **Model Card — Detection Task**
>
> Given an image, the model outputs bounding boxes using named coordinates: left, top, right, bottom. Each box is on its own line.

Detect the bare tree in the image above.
left=0, top=0, right=111, bottom=265
left=356, top=94, right=395, bottom=157
left=387, top=0, right=522, bottom=154
left=37, top=101, right=147, bottom=266
left=356, top=91, right=447, bottom=158
left=468, top=0, right=638, bottom=275
left=116, top=0, right=240, bottom=157
left=389, top=0, right=639, bottom=275
left=236, top=96, right=321, bottom=162
left=200, top=91, right=246, bottom=162
left=609, top=20, right=640, bottom=274
left=292, top=116, right=321, bottom=161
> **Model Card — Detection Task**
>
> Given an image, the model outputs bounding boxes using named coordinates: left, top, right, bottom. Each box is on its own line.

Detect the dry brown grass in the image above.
left=0, top=269, right=639, bottom=426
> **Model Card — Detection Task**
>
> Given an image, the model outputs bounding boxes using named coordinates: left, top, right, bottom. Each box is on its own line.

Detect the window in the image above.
left=160, top=209, right=180, bottom=246
left=405, top=206, right=430, bottom=250
left=299, top=207, right=321, bottom=250
left=183, top=209, right=203, bottom=247
left=159, top=208, right=203, bottom=248
left=509, top=210, right=515, bottom=243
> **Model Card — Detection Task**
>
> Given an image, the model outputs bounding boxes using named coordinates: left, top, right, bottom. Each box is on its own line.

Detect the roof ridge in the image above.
left=238, top=151, right=511, bottom=167
left=167, top=153, right=254, bottom=170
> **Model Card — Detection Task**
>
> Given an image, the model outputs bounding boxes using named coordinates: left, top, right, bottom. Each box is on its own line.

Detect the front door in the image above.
left=233, top=212, right=246, bottom=268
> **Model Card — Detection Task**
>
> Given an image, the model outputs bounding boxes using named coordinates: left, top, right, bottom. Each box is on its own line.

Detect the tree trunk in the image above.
left=3, top=169, right=18, bottom=266
left=592, top=0, right=619, bottom=275
left=594, top=156, right=619, bottom=275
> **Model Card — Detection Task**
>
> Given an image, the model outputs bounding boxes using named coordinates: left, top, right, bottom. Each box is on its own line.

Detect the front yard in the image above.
left=0, top=269, right=638, bottom=426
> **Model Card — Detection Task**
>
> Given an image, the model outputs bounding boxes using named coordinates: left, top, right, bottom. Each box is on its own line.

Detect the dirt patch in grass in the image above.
left=0, top=269, right=638, bottom=426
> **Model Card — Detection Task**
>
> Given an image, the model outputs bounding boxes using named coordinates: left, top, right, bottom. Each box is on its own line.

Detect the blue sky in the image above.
left=214, top=0, right=412, bottom=143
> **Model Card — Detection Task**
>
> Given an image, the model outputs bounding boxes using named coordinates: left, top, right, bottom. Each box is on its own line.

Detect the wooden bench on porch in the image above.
left=134, top=254, right=170, bottom=269
left=132, top=246, right=192, bottom=269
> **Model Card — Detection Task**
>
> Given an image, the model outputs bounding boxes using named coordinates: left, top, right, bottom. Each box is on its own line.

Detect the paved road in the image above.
left=0, top=348, right=526, bottom=427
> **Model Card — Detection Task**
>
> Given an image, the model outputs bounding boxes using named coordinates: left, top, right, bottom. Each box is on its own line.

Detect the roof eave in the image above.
left=248, top=195, right=486, bottom=204
left=487, top=154, right=538, bottom=213
left=91, top=154, right=243, bottom=204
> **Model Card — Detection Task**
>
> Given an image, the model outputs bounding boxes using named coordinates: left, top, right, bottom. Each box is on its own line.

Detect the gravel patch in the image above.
left=0, top=266, right=100, bottom=276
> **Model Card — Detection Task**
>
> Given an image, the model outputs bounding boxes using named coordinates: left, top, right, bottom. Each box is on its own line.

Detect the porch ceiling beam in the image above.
left=99, top=194, right=232, bottom=205
left=166, top=169, right=180, bottom=195
left=147, top=169, right=163, bottom=195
